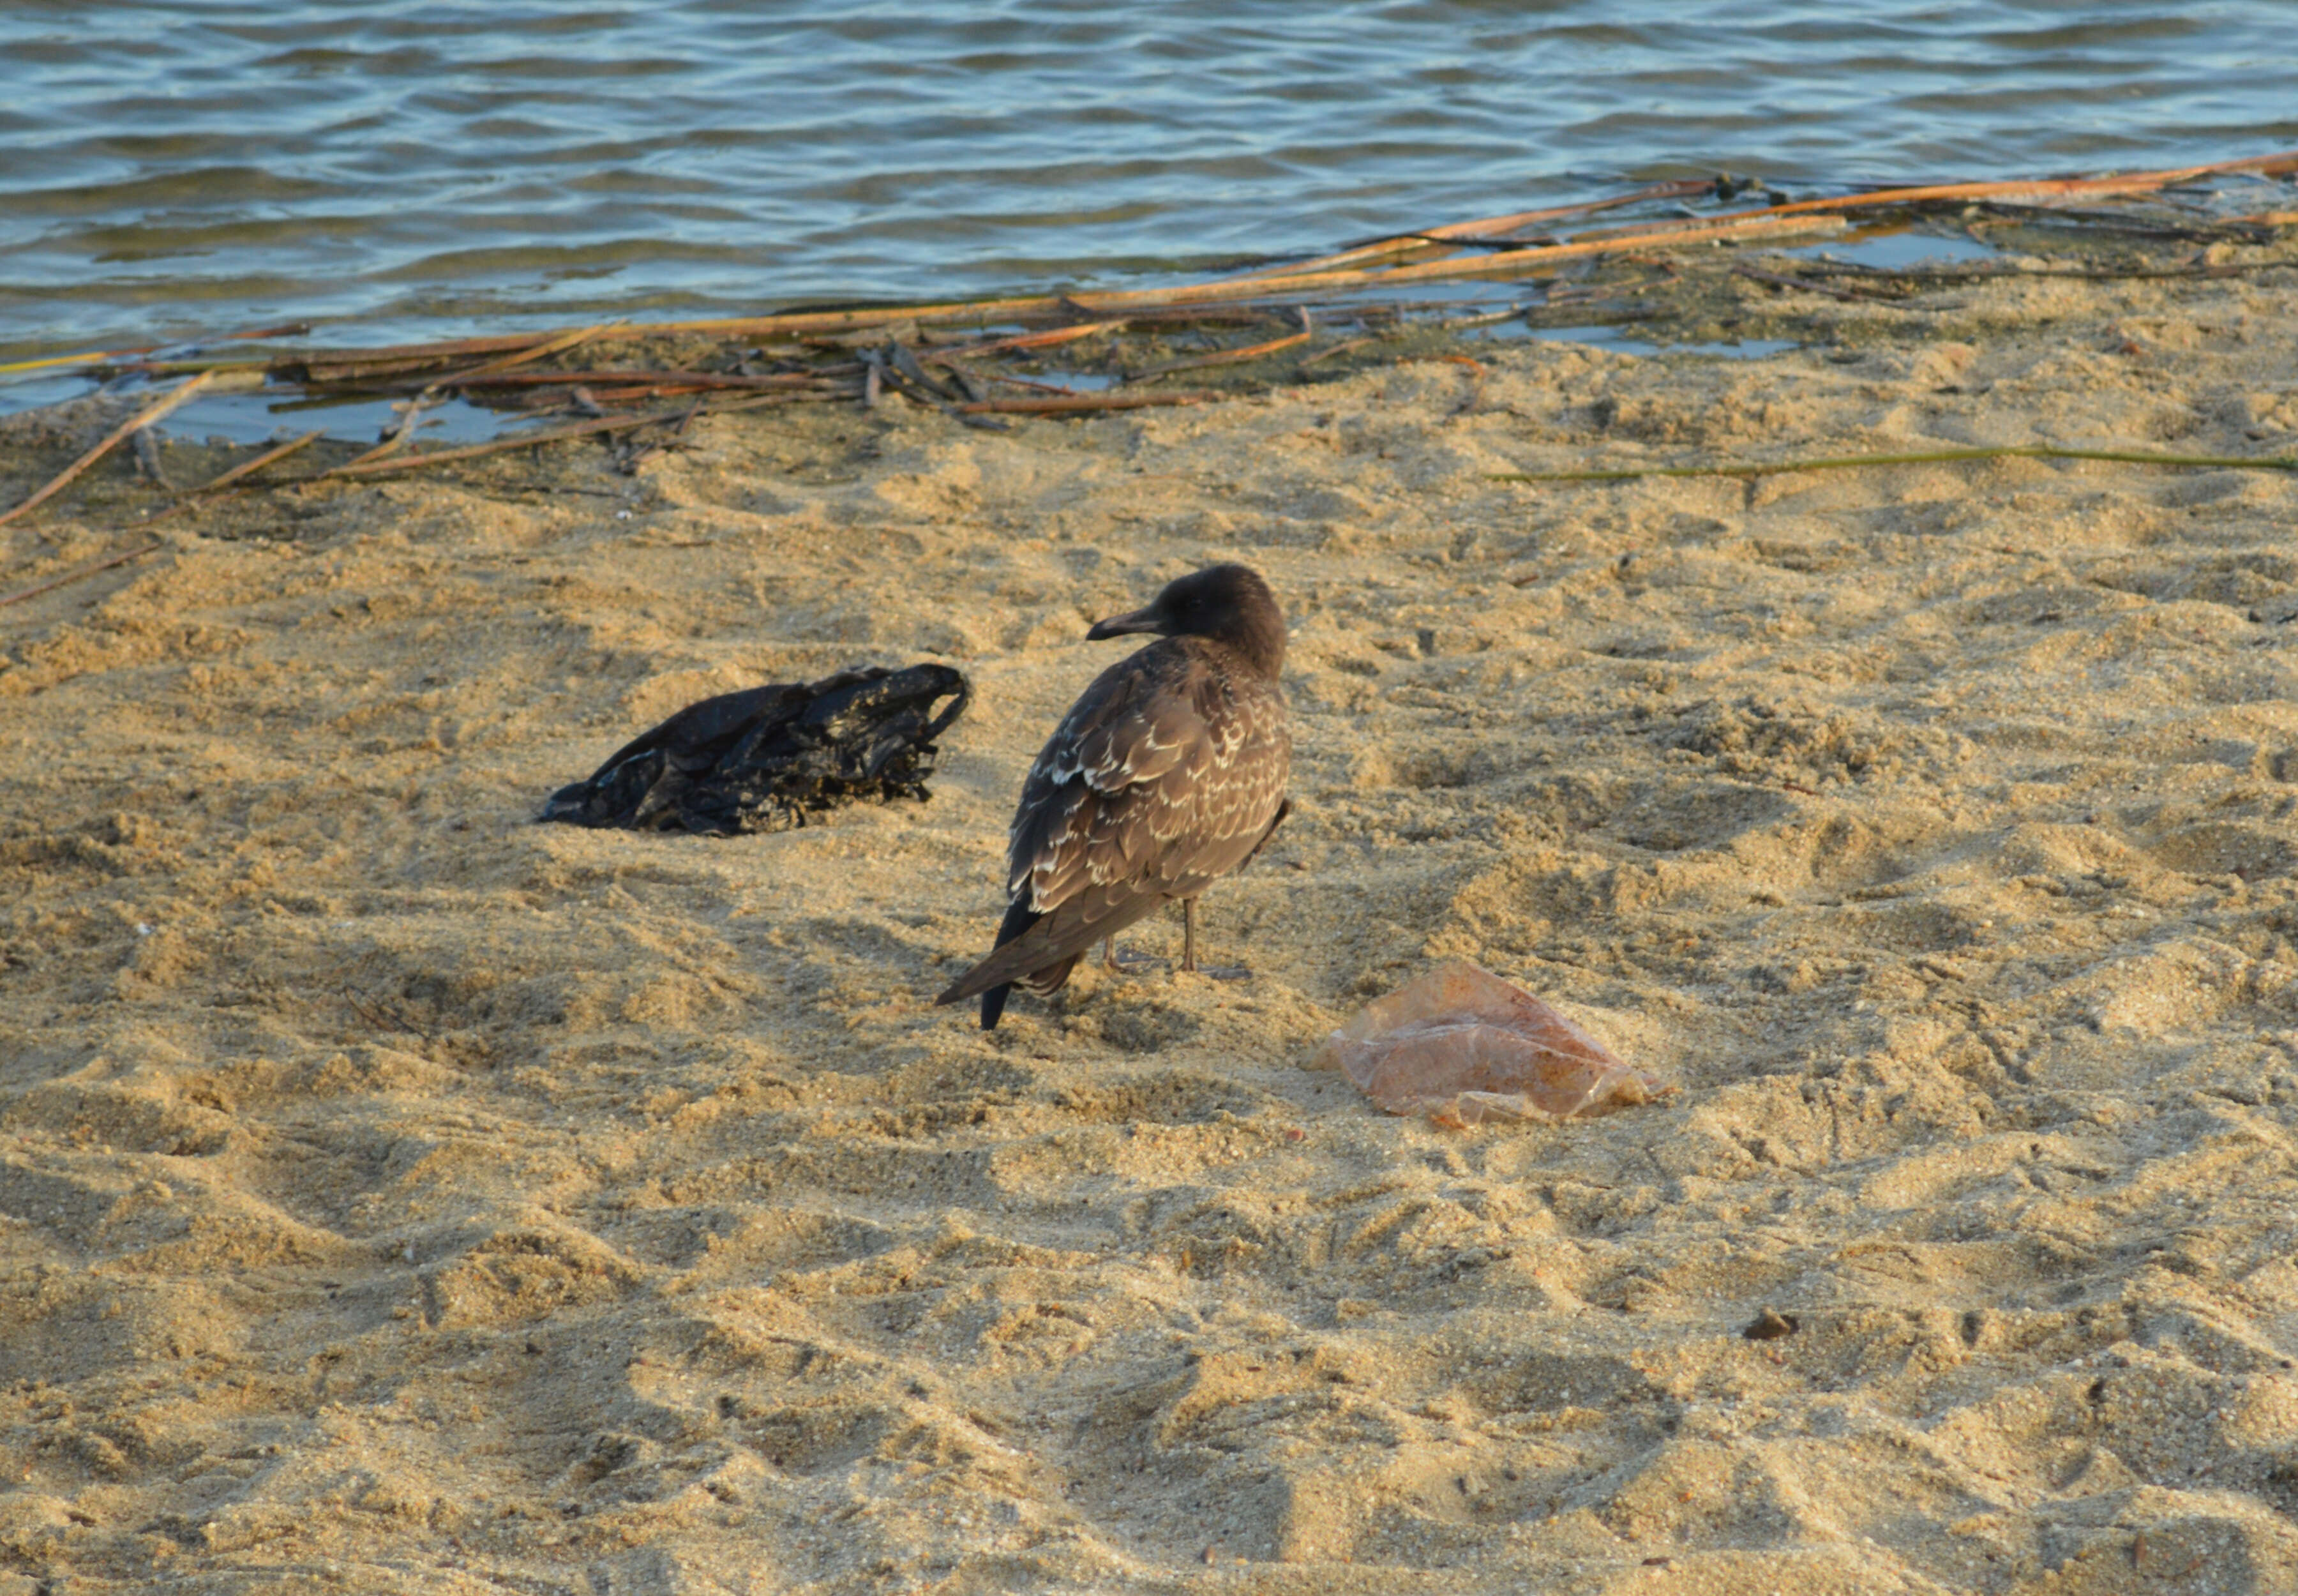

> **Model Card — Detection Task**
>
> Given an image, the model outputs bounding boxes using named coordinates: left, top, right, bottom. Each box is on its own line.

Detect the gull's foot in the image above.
left=1201, top=964, right=1253, bottom=982
left=1108, top=945, right=1166, bottom=974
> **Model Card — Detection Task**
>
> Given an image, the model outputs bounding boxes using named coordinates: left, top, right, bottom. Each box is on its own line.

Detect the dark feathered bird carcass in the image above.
left=541, top=663, right=970, bottom=834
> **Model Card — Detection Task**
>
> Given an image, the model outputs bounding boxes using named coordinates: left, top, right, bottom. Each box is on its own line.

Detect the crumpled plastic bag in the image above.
left=1311, top=961, right=1670, bottom=1125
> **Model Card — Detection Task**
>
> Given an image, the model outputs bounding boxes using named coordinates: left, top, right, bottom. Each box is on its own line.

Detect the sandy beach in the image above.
left=4, top=249, right=2298, bottom=1594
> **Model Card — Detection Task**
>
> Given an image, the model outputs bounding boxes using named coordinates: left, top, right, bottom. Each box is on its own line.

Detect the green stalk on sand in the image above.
left=1489, top=444, right=2298, bottom=485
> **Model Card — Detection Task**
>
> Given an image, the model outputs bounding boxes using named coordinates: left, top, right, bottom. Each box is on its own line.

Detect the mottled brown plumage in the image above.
left=936, top=564, right=1293, bottom=1029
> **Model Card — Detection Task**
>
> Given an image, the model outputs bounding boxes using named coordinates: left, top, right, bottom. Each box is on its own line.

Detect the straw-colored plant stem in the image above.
left=1490, top=444, right=2298, bottom=485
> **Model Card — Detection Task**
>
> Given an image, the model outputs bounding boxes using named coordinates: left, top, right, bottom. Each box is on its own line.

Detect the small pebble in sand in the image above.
left=1744, top=1308, right=1799, bottom=1341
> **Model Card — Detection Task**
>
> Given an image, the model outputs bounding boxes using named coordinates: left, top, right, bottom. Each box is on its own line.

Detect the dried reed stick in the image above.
left=315, top=409, right=688, bottom=479
left=442, top=369, right=852, bottom=392
left=0, top=347, right=158, bottom=377
left=0, top=320, right=309, bottom=378
left=934, top=320, right=1130, bottom=358
left=1751, top=149, right=2298, bottom=223
left=1127, top=329, right=1314, bottom=382
left=954, top=390, right=1219, bottom=416
left=0, top=371, right=216, bottom=529
left=1491, top=444, right=2298, bottom=485
left=0, top=540, right=165, bottom=609
left=312, top=391, right=802, bottom=481
left=192, top=430, right=324, bottom=493
left=340, top=395, right=432, bottom=469
left=430, top=322, right=615, bottom=386
left=1220, top=179, right=1720, bottom=282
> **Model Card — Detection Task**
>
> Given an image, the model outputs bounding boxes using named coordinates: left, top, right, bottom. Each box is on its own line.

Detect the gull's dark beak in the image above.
left=1085, top=603, right=1164, bottom=641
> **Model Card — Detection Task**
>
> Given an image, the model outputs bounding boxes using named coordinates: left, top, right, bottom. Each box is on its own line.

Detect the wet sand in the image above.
left=4, top=253, right=2298, bottom=1594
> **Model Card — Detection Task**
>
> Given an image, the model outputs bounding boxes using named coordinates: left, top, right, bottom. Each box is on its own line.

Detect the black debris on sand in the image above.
left=541, top=663, right=970, bottom=835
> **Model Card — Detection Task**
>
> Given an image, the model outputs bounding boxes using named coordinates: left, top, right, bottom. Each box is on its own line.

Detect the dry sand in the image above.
left=4, top=252, right=2298, bottom=1595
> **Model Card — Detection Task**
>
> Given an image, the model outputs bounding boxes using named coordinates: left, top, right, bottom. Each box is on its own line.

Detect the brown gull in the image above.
left=935, top=564, right=1293, bottom=1030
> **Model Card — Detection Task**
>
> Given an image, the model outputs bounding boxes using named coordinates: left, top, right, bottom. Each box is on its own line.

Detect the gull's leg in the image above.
left=1182, top=898, right=1198, bottom=973
left=1101, top=936, right=1118, bottom=972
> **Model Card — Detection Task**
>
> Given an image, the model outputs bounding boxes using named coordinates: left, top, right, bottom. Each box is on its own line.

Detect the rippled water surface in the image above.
left=2, top=1, right=2294, bottom=361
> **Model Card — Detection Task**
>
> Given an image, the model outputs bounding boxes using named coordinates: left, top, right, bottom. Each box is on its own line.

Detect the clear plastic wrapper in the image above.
left=1312, top=961, right=1669, bottom=1125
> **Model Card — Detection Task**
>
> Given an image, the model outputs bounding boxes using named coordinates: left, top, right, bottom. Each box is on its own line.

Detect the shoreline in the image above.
left=4, top=246, right=2298, bottom=1592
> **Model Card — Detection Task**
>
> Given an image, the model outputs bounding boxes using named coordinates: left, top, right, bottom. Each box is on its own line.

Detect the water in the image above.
left=3, top=1, right=2294, bottom=368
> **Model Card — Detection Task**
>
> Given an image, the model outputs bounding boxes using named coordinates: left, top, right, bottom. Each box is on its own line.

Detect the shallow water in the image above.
left=2, top=1, right=2294, bottom=365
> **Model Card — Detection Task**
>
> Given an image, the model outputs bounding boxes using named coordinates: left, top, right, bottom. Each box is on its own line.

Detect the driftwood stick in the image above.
left=0, top=372, right=216, bottom=530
